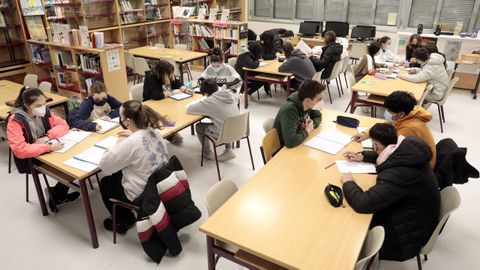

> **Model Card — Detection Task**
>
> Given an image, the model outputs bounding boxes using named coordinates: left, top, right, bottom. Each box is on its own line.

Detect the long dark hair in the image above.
left=368, top=42, right=381, bottom=68
left=14, top=87, right=46, bottom=110
left=122, top=100, right=167, bottom=130
left=407, top=34, right=422, bottom=48
left=260, top=31, right=275, bottom=53
left=248, top=41, right=263, bottom=60
left=210, top=47, right=223, bottom=63
left=151, top=60, right=174, bottom=83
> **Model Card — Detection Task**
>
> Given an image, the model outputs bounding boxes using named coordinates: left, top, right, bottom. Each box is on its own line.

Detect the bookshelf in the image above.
left=27, top=40, right=129, bottom=101
left=82, top=0, right=119, bottom=30
left=171, top=0, right=244, bottom=21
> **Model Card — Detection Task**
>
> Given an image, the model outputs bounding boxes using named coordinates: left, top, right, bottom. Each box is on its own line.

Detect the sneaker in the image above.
left=103, top=218, right=129, bottom=235
left=203, top=151, right=216, bottom=161
left=66, top=192, right=80, bottom=202
left=217, top=149, right=236, bottom=162
left=170, top=133, right=183, bottom=145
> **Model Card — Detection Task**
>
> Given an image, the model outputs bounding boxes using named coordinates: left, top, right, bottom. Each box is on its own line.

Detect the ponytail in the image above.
left=377, top=36, right=390, bottom=45
left=14, top=86, right=46, bottom=110
left=210, top=47, right=223, bottom=63
left=122, top=100, right=167, bottom=130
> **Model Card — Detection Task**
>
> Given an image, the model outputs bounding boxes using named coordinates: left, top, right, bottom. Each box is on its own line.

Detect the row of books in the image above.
left=120, top=13, right=138, bottom=24
left=214, top=27, right=239, bottom=39
left=222, top=42, right=239, bottom=55
left=191, top=24, right=214, bottom=37
left=173, top=23, right=190, bottom=35
left=80, top=77, right=99, bottom=93
left=54, top=50, right=75, bottom=69
left=77, top=53, right=101, bottom=74
left=45, top=5, right=81, bottom=19
left=145, top=6, right=167, bottom=20
left=30, top=44, right=51, bottom=63
left=196, top=38, right=212, bottom=51
left=118, top=0, right=134, bottom=12
left=45, top=0, right=78, bottom=4
left=57, top=71, right=73, bottom=86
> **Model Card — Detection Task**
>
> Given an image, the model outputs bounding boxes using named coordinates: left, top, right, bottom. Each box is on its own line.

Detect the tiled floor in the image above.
left=1, top=73, right=479, bottom=270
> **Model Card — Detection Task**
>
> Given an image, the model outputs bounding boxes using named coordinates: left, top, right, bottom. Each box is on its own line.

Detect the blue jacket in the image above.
left=71, top=95, right=122, bottom=131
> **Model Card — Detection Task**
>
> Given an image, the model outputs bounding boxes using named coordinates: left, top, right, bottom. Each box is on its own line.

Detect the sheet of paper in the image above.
left=109, top=117, right=120, bottom=123
left=259, top=62, right=269, bottom=67
left=73, top=146, right=105, bottom=165
left=387, top=13, right=397, bottom=26
left=335, top=160, right=377, bottom=174
left=60, top=130, right=92, bottom=142
left=316, top=130, right=352, bottom=145
left=357, top=127, right=373, bottom=149
left=295, top=40, right=312, bottom=55
left=170, top=93, right=192, bottom=101
left=55, top=140, right=78, bottom=153
left=304, top=130, right=352, bottom=154
left=93, top=119, right=119, bottom=134
left=64, top=158, right=98, bottom=172
left=95, top=136, right=118, bottom=150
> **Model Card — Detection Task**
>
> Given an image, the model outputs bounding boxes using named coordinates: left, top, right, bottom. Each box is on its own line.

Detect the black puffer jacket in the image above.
left=235, top=51, right=260, bottom=80
left=343, top=137, right=440, bottom=261
left=310, top=42, right=343, bottom=79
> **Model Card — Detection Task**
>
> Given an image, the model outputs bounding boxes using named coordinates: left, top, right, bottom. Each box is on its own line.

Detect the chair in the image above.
left=38, top=81, right=52, bottom=92
left=124, top=52, right=135, bottom=79
left=321, top=59, right=344, bottom=104
left=133, top=57, right=150, bottom=84
left=130, top=83, right=144, bottom=101
left=200, top=111, right=255, bottom=180
left=260, top=128, right=282, bottom=164
left=340, top=54, right=351, bottom=90
left=350, top=43, right=368, bottom=64
left=416, top=186, right=461, bottom=270
left=174, top=44, right=192, bottom=81
left=426, top=77, right=459, bottom=133
left=262, top=117, right=275, bottom=133
left=355, top=226, right=385, bottom=270
left=227, top=57, right=237, bottom=67
left=24, top=74, right=38, bottom=88
left=161, top=57, right=182, bottom=80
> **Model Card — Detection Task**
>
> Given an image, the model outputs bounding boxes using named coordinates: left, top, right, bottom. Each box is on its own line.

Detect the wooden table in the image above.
left=454, top=59, right=479, bottom=99
left=0, top=80, right=70, bottom=120
left=242, top=60, right=293, bottom=109
left=31, top=94, right=204, bottom=248
left=349, top=73, right=427, bottom=114
left=128, top=46, right=208, bottom=83
left=200, top=109, right=384, bottom=270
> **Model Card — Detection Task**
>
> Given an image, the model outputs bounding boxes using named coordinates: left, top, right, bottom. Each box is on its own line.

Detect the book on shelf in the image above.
left=220, top=9, right=229, bottom=22
left=25, top=16, right=48, bottom=41
left=197, top=38, right=211, bottom=51
left=197, top=8, right=206, bottom=20
left=20, top=0, right=45, bottom=16
left=79, top=25, right=90, bottom=48
left=191, top=24, right=214, bottom=37
left=119, top=0, right=133, bottom=12
left=239, top=24, right=248, bottom=39
left=77, top=53, right=101, bottom=73
left=208, top=8, right=218, bottom=21
left=30, top=44, right=51, bottom=63
left=93, top=32, right=104, bottom=48
left=178, top=7, right=194, bottom=18
left=54, top=50, right=75, bottom=68
left=80, top=77, right=99, bottom=93
left=57, top=72, right=73, bottom=86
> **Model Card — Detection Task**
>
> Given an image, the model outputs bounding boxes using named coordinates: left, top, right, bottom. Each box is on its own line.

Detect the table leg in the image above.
left=204, top=57, right=207, bottom=69
left=350, top=91, right=358, bottom=114
left=206, top=236, right=216, bottom=270
left=286, top=77, right=291, bottom=97
left=244, top=71, right=249, bottom=109
left=62, top=102, right=69, bottom=120
left=179, top=63, right=184, bottom=84
left=473, top=70, right=480, bottom=100
left=79, top=179, right=99, bottom=249
left=29, top=160, right=48, bottom=216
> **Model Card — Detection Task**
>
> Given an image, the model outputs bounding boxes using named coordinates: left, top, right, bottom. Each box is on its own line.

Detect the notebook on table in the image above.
left=170, top=93, right=192, bottom=101
left=304, top=130, right=352, bottom=155
left=93, top=119, right=119, bottom=134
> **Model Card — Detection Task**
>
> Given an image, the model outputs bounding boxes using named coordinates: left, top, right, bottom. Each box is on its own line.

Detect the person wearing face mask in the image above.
left=375, top=36, right=399, bottom=65
left=352, top=91, right=436, bottom=168
left=353, top=42, right=382, bottom=81
left=187, top=78, right=240, bottom=161
left=7, top=87, right=80, bottom=211
left=399, top=47, right=450, bottom=104
left=198, top=47, right=243, bottom=93
left=406, top=34, right=423, bottom=68
left=143, top=60, right=193, bottom=145
left=273, top=79, right=325, bottom=148
left=99, top=100, right=169, bottom=233
left=341, top=123, right=440, bottom=262
left=70, top=82, right=122, bottom=132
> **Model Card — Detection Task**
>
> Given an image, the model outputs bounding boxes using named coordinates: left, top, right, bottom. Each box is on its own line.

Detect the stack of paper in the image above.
left=170, top=93, right=192, bottom=101
left=73, top=146, right=106, bottom=165
left=259, top=62, right=269, bottom=67
left=304, top=130, right=352, bottom=154
left=95, top=136, right=118, bottom=150
left=357, top=127, right=373, bottom=149
left=53, top=130, right=92, bottom=153
left=335, top=160, right=377, bottom=174
left=93, top=119, right=119, bottom=134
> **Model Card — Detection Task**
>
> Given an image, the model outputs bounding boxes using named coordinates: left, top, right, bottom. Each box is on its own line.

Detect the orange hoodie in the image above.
left=393, top=106, right=436, bottom=169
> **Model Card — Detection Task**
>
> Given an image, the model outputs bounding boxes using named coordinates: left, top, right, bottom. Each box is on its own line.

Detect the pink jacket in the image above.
left=7, top=112, right=69, bottom=159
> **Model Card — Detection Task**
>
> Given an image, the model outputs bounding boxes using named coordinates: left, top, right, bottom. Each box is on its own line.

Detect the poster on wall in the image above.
left=397, top=39, right=407, bottom=56
left=444, top=41, right=462, bottom=61
left=107, top=49, right=120, bottom=72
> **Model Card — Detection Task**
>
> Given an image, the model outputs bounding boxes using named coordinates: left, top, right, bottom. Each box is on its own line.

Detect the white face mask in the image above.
left=31, top=105, right=47, bottom=117
left=212, top=66, right=221, bottom=73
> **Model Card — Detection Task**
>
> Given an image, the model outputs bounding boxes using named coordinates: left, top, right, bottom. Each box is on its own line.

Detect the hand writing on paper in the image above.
left=50, top=142, right=64, bottom=152
left=343, top=151, right=364, bottom=162
left=352, top=132, right=367, bottom=142
left=305, top=119, right=314, bottom=135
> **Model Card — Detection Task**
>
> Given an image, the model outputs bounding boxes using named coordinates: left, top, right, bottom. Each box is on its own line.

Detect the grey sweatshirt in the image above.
left=278, top=48, right=316, bottom=82
left=186, top=90, right=239, bottom=134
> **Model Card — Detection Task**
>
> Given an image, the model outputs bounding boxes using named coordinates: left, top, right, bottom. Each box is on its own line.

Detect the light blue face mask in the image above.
left=384, top=111, right=393, bottom=122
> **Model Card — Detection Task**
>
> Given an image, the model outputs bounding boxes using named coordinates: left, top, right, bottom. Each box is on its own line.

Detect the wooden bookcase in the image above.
left=171, top=0, right=244, bottom=21
left=28, top=40, right=129, bottom=101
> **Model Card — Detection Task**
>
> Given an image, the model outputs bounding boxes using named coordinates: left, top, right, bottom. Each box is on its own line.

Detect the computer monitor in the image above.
left=299, top=22, right=317, bottom=37
left=351, top=26, right=375, bottom=41
left=325, top=21, right=349, bottom=37
left=353, top=25, right=376, bottom=39
left=304, top=21, right=323, bottom=34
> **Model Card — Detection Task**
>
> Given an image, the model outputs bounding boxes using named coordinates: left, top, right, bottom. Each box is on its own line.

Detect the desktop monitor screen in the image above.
left=351, top=26, right=374, bottom=40
left=355, top=25, right=376, bottom=38
left=325, top=21, right=349, bottom=37
left=299, top=22, right=317, bottom=36
left=304, top=21, right=323, bottom=34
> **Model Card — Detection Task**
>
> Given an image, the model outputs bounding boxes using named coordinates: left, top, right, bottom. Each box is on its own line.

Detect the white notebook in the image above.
left=51, top=130, right=92, bottom=153
left=357, top=127, right=373, bottom=149
left=170, top=93, right=192, bottom=101
left=73, top=146, right=106, bottom=165
left=93, top=119, right=119, bottom=134
left=304, top=130, right=352, bottom=154
left=109, top=117, right=120, bottom=123
left=95, top=136, right=118, bottom=150
left=63, top=158, right=98, bottom=172
left=335, top=160, right=376, bottom=174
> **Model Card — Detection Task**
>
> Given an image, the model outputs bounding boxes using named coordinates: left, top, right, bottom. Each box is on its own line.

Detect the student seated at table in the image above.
left=198, top=47, right=243, bottom=93
left=307, top=31, right=343, bottom=79
left=142, top=60, right=193, bottom=145
left=278, top=42, right=316, bottom=91
left=265, top=28, right=295, bottom=53
left=352, top=42, right=381, bottom=81
left=99, top=100, right=169, bottom=234
left=70, top=82, right=122, bottom=132
left=353, top=91, right=436, bottom=168
left=273, top=79, right=324, bottom=148
left=341, top=123, right=440, bottom=262
left=399, top=47, right=450, bottom=104
left=425, top=43, right=447, bottom=70
left=375, top=36, right=399, bottom=64
left=187, top=79, right=240, bottom=161
left=7, top=87, right=79, bottom=210
left=260, top=30, right=281, bottom=60
left=406, top=34, right=423, bottom=68
left=235, top=41, right=270, bottom=95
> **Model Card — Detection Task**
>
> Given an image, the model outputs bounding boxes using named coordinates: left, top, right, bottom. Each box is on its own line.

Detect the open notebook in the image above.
left=335, top=160, right=376, bottom=174
left=93, top=119, right=119, bottom=134
left=63, top=144, right=107, bottom=172
left=51, top=130, right=92, bottom=153
left=304, top=130, right=352, bottom=154
left=170, top=93, right=192, bottom=101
